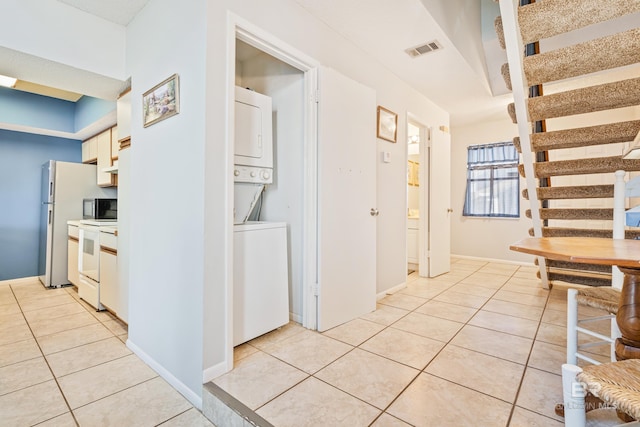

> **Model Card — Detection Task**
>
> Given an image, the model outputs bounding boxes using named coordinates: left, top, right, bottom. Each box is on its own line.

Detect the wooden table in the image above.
left=510, top=237, right=640, bottom=360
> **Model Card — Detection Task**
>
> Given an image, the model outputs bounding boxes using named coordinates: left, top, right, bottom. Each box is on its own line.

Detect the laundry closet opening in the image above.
left=232, top=39, right=306, bottom=347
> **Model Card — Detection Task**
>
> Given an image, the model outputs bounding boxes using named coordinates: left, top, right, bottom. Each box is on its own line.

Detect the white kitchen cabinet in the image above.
left=99, top=230, right=118, bottom=314
left=96, top=128, right=116, bottom=187
left=67, top=224, right=79, bottom=286
left=82, top=137, right=97, bottom=164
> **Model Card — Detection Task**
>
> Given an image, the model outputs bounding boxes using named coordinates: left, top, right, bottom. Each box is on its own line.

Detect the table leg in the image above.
left=615, top=267, right=640, bottom=360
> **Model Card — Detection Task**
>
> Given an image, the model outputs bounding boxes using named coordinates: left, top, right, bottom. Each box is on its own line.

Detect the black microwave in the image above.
left=83, top=198, right=117, bottom=220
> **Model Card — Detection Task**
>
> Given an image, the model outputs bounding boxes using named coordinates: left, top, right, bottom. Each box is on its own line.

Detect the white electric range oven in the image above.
left=78, top=219, right=117, bottom=310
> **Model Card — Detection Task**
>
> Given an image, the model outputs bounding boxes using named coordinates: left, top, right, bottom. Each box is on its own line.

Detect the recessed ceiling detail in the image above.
left=405, top=40, right=443, bottom=58
left=13, top=80, right=83, bottom=102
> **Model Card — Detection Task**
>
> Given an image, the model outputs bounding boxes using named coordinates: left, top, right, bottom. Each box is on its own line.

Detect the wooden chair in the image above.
left=562, top=362, right=640, bottom=426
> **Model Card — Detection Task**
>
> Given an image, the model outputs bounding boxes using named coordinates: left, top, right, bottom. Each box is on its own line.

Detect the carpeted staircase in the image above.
left=496, top=0, right=640, bottom=287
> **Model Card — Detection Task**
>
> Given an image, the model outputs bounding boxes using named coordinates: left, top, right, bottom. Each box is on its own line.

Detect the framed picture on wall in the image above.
left=143, top=74, right=180, bottom=127
left=377, top=105, right=397, bottom=143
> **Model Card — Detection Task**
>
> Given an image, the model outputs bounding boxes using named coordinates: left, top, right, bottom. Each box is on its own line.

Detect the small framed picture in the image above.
left=143, top=74, right=180, bottom=127
left=377, top=106, right=397, bottom=143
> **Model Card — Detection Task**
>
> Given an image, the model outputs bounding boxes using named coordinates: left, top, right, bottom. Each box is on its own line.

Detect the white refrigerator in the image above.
left=38, top=160, right=116, bottom=288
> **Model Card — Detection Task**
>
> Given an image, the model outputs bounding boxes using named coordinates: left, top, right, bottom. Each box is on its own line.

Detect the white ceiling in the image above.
left=40, top=0, right=507, bottom=126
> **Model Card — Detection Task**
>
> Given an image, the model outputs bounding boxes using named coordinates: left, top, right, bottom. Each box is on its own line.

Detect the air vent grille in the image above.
left=405, top=40, right=443, bottom=58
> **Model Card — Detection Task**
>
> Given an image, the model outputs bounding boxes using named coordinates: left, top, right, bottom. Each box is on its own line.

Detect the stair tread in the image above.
left=547, top=268, right=611, bottom=281
left=516, top=0, right=640, bottom=45
left=508, top=77, right=640, bottom=123
left=513, top=121, right=640, bottom=153
left=518, top=156, right=640, bottom=179
left=527, top=185, right=614, bottom=200
left=530, top=227, right=640, bottom=239
left=527, top=208, right=613, bottom=220
left=547, top=262, right=612, bottom=274
left=523, top=28, right=640, bottom=87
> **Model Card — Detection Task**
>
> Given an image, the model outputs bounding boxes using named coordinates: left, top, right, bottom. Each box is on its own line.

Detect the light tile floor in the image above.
left=214, top=258, right=623, bottom=427
left=0, top=279, right=214, bottom=427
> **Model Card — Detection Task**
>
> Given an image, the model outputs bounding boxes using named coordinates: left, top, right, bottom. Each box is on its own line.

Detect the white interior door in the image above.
left=429, top=128, right=451, bottom=277
left=317, top=66, right=377, bottom=331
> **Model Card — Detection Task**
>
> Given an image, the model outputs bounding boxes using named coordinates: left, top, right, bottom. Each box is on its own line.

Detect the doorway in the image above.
left=223, top=21, right=320, bottom=375
left=223, top=18, right=378, bottom=377
left=406, top=117, right=429, bottom=277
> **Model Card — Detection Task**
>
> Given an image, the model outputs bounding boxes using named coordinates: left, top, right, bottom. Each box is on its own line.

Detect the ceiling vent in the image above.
left=405, top=40, right=443, bottom=58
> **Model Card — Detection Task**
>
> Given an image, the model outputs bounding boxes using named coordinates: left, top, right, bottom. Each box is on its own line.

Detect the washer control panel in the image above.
left=233, top=165, right=273, bottom=184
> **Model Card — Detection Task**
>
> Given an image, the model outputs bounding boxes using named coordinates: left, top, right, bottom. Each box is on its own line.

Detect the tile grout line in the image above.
left=8, top=283, right=81, bottom=427
left=364, top=262, right=493, bottom=425
left=504, top=280, right=558, bottom=426
left=224, top=262, right=557, bottom=426
left=7, top=282, right=135, bottom=427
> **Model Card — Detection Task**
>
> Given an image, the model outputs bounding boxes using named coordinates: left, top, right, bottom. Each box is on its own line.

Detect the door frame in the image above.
left=406, top=114, right=430, bottom=277
left=224, top=14, right=320, bottom=371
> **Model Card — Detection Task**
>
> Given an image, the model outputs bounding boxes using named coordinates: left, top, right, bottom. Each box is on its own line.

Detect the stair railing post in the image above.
left=498, top=0, right=549, bottom=288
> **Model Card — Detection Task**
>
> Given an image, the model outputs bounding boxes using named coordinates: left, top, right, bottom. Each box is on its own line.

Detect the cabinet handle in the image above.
left=100, top=246, right=117, bottom=256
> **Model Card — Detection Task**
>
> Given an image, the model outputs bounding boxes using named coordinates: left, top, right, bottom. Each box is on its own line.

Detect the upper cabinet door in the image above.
left=317, top=66, right=377, bottom=331
left=96, top=129, right=115, bottom=187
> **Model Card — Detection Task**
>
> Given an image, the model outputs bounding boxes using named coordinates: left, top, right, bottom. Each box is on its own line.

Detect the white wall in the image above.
left=126, top=0, right=206, bottom=406
left=451, top=116, right=533, bottom=263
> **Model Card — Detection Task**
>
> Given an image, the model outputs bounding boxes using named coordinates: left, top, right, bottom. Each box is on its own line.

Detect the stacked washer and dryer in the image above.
left=233, top=86, right=289, bottom=346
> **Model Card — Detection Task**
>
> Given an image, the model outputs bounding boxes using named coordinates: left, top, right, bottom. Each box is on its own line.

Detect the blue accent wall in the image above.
left=0, top=87, right=76, bottom=133
left=0, top=130, right=81, bottom=280
left=75, top=96, right=116, bottom=131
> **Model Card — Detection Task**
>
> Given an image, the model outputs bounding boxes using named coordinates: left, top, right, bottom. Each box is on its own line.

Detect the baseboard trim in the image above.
left=290, top=312, right=303, bottom=324
left=0, top=276, right=39, bottom=286
left=451, top=254, right=535, bottom=267
left=202, top=361, right=229, bottom=384
left=126, top=339, right=203, bottom=410
left=377, top=281, right=407, bottom=300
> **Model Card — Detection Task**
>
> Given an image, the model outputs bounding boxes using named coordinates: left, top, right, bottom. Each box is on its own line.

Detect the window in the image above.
left=463, top=141, right=520, bottom=218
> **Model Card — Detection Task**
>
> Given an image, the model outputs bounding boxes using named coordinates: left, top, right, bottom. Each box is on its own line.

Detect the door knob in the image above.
left=447, top=208, right=453, bottom=213
left=370, top=208, right=379, bottom=216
